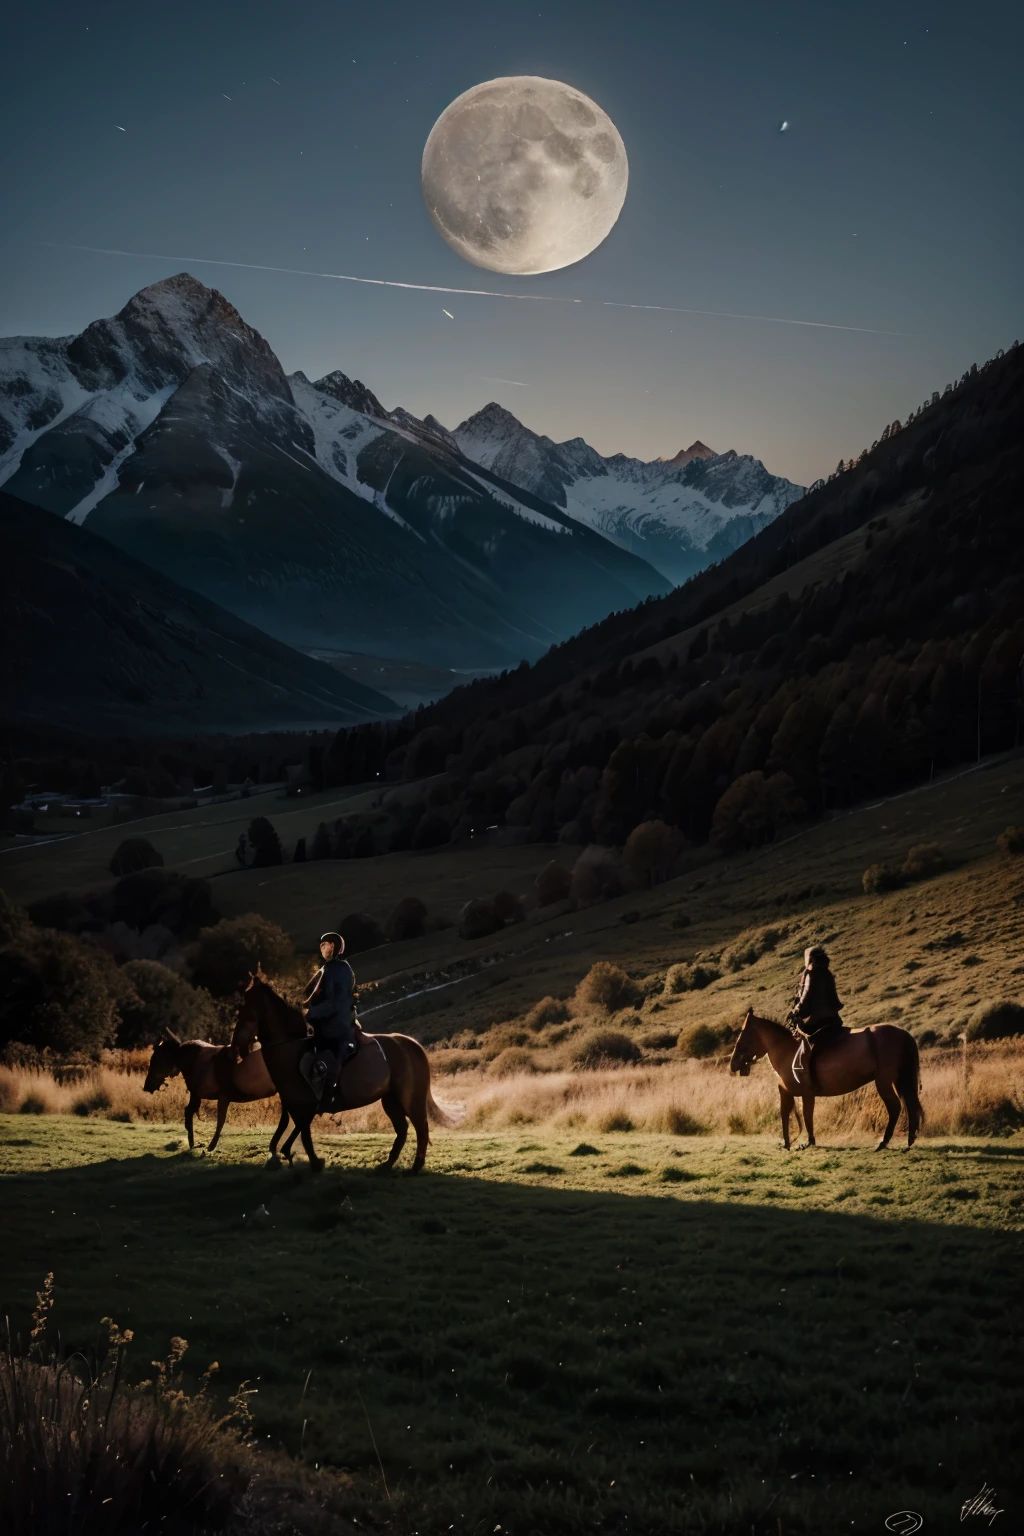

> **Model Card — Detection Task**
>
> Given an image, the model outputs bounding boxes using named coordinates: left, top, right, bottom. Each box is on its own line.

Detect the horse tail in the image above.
left=427, top=1088, right=463, bottom=1128
left=896, top=1032, right=925, bottom=1129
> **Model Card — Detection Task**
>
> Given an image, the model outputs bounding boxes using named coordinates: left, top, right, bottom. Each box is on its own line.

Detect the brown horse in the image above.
left=143, top=1030, right=290, bottom=1152
left=729, top=1009, right=924, bottom=1150
left=231, top=973, right=455, bottom=1172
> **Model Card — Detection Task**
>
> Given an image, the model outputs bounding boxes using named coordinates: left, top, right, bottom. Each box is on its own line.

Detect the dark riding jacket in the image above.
left=794, top=965, right=843, bottom=1032
left=305, top=957, right=356, bottom=1047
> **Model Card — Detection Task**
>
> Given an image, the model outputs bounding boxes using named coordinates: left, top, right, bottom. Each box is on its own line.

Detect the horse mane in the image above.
left=250, top=976, right=305, bottom=1028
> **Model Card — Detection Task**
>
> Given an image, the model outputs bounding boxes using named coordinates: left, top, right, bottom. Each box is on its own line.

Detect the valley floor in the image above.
left=1, top=1118, right=1020, bottom=1535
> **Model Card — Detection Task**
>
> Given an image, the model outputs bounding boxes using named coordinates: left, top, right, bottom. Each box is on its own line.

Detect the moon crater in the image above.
left=422, top=76, right=628, bottom=275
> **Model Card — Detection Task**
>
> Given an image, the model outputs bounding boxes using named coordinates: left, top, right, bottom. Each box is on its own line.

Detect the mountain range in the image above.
left=453, top=406, right=804, bottom=585
left=0, top=275, right=802, bottom=680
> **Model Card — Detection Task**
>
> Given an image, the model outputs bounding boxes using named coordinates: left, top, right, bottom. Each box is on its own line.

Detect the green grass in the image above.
left=1, top=1117, right=1021, bottom=1534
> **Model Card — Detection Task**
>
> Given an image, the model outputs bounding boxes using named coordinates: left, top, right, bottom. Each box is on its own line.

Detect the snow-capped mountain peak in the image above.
left=454, top=405, right=804, bottom=585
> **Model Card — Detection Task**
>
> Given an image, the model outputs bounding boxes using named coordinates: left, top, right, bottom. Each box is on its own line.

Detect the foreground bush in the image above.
left=574, top=961, right=642, bottom=1014
left=187, top=915, right=293, bottom=996
left=108, top=838, right=164, bottom=878
left=0, top=1277, right=254, bottom=1533
left=571, top=1028, right=642, bottom=1069
left=862, top=861, right=905, bottom=895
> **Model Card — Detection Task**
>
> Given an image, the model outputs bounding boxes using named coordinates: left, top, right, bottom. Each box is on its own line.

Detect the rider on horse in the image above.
left=789, top=945, right=844, bottom=1085
left=304, top=932, right=357, bottom=1096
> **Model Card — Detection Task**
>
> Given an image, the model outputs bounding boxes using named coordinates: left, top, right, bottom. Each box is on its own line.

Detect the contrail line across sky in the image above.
left=42, top=242, right=908, bottom=336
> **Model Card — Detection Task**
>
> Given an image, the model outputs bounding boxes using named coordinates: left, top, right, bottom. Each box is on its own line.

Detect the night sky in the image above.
left=4, top=0, right=1021, bottom=484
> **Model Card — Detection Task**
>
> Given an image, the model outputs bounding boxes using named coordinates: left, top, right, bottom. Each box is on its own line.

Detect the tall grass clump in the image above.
left=571, top=1029, right=642, bottom=1070
left=0, top=1275, right=255, bottom=1532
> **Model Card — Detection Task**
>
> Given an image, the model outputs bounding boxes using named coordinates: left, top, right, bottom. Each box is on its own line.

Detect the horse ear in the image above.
left=163, top=1028, right=181, bottom=1046
left=255, top=961, right=266, bottom=980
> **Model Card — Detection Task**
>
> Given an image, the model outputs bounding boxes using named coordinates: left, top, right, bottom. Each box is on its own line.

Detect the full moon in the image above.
left=421, top=76, right=628, bottom=276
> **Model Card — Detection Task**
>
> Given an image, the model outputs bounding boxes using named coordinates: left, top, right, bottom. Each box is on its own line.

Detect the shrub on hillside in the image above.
left=574, top=961, right=642, bottom=1014
left=901, top=843, right=945, bottom=880
left=677, top=1022, right=724, bottom=1059
left=665, top=960, right=720, bottom=993
left=570, top=1028, right=641, bottom=1069
left=570, top=845, right=623, bottom=906
left=641, top=1028, right=680, bottom=1050
left=108, top=839, right=164, bottom=878
left=458, top=897, right=501, bottom=941
left=310, top=822, right=332, bottom=860
left=524, top=995, right=570, bottom=1031
left=862, top=862, right=905, bottom=894
left=187, top=915, right=293, bottom=996
left=966, top=1001, right=1024, bottom=1041
left=116, top=960, right=222, bottom=1047
left=0, top=928, right=125, bottom=1056
left=492, top=890, right=526, bottom=925
left=488, top=1046, right=538, bottom=1077
left=996, top=825, right=1024, bottom=856
left=338, top=912, right=385, bottom=955
left=384, top=896, right=429, bottom=944
left=623, top=819, right=683, bottom=887
left=721, top=924, right=788, bottom=972
left=247, top=817, right=282, bottom=868
left=535, top=860, right=572, bottom=907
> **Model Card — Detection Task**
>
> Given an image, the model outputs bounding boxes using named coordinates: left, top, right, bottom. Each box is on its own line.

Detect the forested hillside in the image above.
left=312, top=341, right=1023, bottom=856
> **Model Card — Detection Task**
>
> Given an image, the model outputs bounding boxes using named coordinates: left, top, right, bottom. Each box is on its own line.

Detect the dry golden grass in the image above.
left=3, top=1040, right=1020, bottom=1142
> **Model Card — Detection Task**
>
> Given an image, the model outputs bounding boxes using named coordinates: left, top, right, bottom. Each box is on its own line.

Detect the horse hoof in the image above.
left=265, top=1155, right=281, bottom=1168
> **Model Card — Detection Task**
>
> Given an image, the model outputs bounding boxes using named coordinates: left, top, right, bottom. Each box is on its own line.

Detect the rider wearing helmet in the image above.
left=304, top=932, right=357, bottom=1093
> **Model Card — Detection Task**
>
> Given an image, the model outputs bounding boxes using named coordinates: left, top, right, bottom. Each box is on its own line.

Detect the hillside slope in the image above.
left=0, top=492, right=397, bottom=734
left=315, top=343, right=1024, bottom=852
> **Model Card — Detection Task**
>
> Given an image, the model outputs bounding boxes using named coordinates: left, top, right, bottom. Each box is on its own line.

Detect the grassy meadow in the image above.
left=1, top=1117, right=1021, bottom=1535
left=2, top=752, right=1023, bottom=1531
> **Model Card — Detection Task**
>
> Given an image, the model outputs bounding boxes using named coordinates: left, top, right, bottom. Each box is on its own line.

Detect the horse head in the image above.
left=143, top=1030, right=182, bottom=1093
left=232, top=974, right=263, bottom=1062
left=729, top=1009, right=765, bottom=1077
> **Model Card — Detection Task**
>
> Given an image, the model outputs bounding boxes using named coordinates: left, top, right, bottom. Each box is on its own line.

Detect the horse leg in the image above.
left=778, top=1086, right=795, bottom=1150
left=801, top=1095, right=816, bottom=1148
left=874, top=1076, right=902, bottom=1150
left=206, top=1097, right=229, bottom=1152
left=267, top=1107, right=290, bottom=1162
left=298, top=1116, right=324, bottom=1173
left=184, top=1090, right=200, bottom=1150
left=410, top=1106, right=430, bottom=1174
left=379, top=1090, right=409, bottom=1170
left=280, top=1124, right=301, bottom=1161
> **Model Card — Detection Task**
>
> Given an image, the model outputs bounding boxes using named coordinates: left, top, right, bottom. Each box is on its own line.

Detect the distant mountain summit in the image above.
left=655, top=440, right=715, bottom=467
left=453, top=406, right=803, bottom=585
left=0, top=275, right=668, bottom=670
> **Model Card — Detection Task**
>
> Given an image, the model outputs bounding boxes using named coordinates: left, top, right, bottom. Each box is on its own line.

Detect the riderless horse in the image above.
left=143, top=1029, right=289, bottom=1151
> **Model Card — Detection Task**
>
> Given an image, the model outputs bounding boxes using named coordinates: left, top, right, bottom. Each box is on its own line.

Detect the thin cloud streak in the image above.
left=42, top=242, right=908, bottom=336
left=476, top=375, right=530, bottom=387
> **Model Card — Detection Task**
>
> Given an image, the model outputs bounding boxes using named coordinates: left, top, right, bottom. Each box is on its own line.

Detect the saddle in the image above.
left=791, top=1021, right=847, bottom=1091
left=299, top=1036, right=359, bottom=1112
